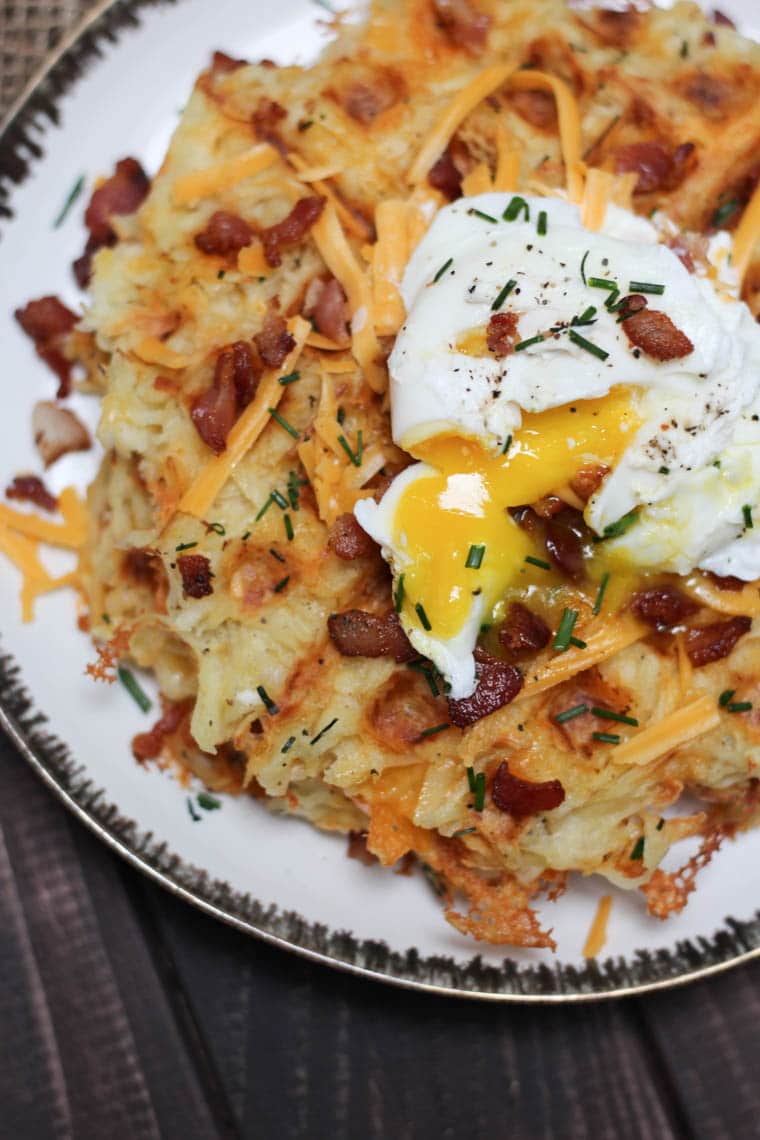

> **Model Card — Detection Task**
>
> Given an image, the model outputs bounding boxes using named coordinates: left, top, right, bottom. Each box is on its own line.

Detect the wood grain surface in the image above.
left=2, top=5, right=760, bottom=1137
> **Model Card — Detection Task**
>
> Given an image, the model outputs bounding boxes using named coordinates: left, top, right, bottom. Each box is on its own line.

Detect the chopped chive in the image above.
left=571, top=305, right=597, bottom=327
left=569, top=636, right=587, bottom=650
left=257, top=685, right=279, bottom=715
left=117, top=666, right=152, bottom=713
left=719, top=688, right=736, bottom=707
left=602, top=509, right=638, bottom=539
left=187, top=797, right=201, bottom=822
left=592, top=731, right=621, bottom=744
left=278, top=370, right=301, bottom=386
left=537, top=210, right=548, bottom=236
left=310, top=717, right=338, bottom=746
left=568, top=329, right=609, bottom=361
left=588, top=277, right=618, bottom=292
left=502, top=433, right=513, bottom=455
left=525, top=555, right=551, bottom=570
left=284, top=513, right=294, bottom=541
left=420, top=723, right=450, bottom=738
left=281, top=735, right=296, bottom=753
left=255, top=495, right=274, bottom=521
left=271, top=489, right=288, bottom=509
left=554, top=703, right=589, bottom=724
left=553, top=608, right=579, bottom=652
left=743, top=504, right=753, bottom=529
left=336, top=406, right=345, bottom=426
left=337, top=430, right=363, bottom=467
left=415, top=602, right=432, bottom=631
left=465, top=543, right=486, bottom=569
left=473, top=771, right=486, bottom=812
left=629, top=281, right=665, bottom=295
left=101, top=613, right=111, bottom=624
left=503, top=195, right=530, bottom=222
left=432, top=257, right=454, bottom=284
left=593, top=571, right=610, bottom=616
left=273, top=576, right=290, bottom=593
left=657, top=818, right=665, bottom=831
left=269, top=547, right=285, bottom=563
left=217, top=270, right=226, bottom=279
left=452, top=827, right=477, bottom=838
left=580, top=249, right=590, bottom=285
left=394, top=573, right=405, bottom=613
left=53, top=173, right=85, bottom=228
left=680, top=39, right=689, bottom=58
left=491, top=279, right=517, bottom=311
left=268, top=408, right=300, bottom=439
left=727, top=700, right=753, bottom=714
left=175, top=541, right=198, bottom=551
left=592, top=706, right=639, bottom=727
left=658, top=466, right=670, bottom=475
left=206, top=521, right=225, bottom=535
left=242, top=531, right=251, bottom=541
left=197, top=792, right=222, bottom=811
left=630, top=837, right=645, bottom=861
left=466, top=766, right=477, bottom=793
left=406, top=659, right=440, bottom=698
left=468, top=207, right=498, bottom=224
left=514, top=333, right=545, bottom=352
left=712, top=199, right=738, bottom=228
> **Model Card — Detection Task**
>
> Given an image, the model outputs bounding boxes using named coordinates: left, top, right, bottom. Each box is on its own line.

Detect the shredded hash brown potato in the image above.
left=12, top=0, right=760, bottom=947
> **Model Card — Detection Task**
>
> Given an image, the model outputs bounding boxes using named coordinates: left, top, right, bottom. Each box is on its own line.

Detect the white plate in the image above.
left=1, top=0, right=758, bottom=1000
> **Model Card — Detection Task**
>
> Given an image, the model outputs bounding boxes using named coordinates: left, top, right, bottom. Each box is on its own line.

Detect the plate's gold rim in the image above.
left=1, top=0, right=759, bottom=1002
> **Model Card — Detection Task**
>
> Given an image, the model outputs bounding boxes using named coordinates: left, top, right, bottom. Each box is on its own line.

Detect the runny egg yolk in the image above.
left=392, top=389, right=640, bottom=639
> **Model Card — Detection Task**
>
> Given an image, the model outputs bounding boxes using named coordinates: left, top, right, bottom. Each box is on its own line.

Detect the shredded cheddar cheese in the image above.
left=134, top=337, right=191, bottom=370
left=612, top=696, right=720, bottom=767
left=583, top=895, right=612, bottom=958
left=172, top=144, right=279, bottom=206
left=494, top=124, right=521, bottom=192
left=508, top=70, right=585, bottom=203
left=516, top=615, right=647, bottom=702
left=733, top=178, right=760, bottom=286
left=372, top=199, right=408, bottom=335
left=461, top=162, right=493, bottom=197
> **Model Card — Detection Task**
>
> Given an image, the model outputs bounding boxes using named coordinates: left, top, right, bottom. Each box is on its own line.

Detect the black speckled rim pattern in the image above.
left=1, top=0, right=759, bottom=1001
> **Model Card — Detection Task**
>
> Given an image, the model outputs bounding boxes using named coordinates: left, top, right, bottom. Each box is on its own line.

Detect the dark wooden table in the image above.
left=2, top=7, right=760, bottom=1138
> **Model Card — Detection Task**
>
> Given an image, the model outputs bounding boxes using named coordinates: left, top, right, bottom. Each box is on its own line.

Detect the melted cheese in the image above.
left=612, top=695, right=720, bottom=767
left=172, top=144, right=279, bottom=205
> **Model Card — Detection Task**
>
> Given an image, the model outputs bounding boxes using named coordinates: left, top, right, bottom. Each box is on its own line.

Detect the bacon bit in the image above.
left=433, top=0, right=490, bottom=53
left=684, top=615, right=751, bottom=667
left=304, top=276, right=350, bottom=345
left=684, top=72, right=734, bottom=115
left=510, top=88, right=557, bottom=131
left=509, top=504, right=541, bottom=535
left=252, top=97, right=287, bottom=152
left=491, top=761, right=565, bottom=820
left=177, top=553, right=214, bottom=599
left=328, top=513, right=377, bottom=560
left=486, top=312, right=519, bottom=358
left=642, top=830, right=723, bottom=918
left=613, top=140, right=693, bottom=195
left=448, top=648, right=523, bottom=727
left=569, top=463, right=609, bottom=502
left=369, top=672, right=442, bottom=751
left=498, top=602, right=551, bottom=657
left=191, top=340, right=261, bottom=453
left=328, top=609, right=416, bottom=662
left=260, top=196, right=325, bottom=268
left=254, top=309, right=296, bottom=368
left=711, top=9, right=736, bottom=27
left=544, top=507, right=592, bottom=581
left=72, top=238, right=100, bottom=290
left=346, top=831, right=379, bottom=866
left=532, top=495, right=566, bottom=520
left=630, top=585, right=700, bottom=631
left=705, top=570, right=745, bottom=592
left=85, top=625, right=133, bottom=683
left=588, top=8, right=640, bottom=47
left=195, top=210, right=253, bottom=255
left=15, top=296, right=78, bottom=397
left=210, top=50, right=247, bottom=73
left=427, top=149, right=463, bottom=201
left=132, top=698, right=193, bottom=762
left=32, top=400, right=90, bottom=467
left=623, top=308, right=694, bottom=361
left=74, top=158, right=150, bottom=286
left=5, top=474, right=58, bottom=512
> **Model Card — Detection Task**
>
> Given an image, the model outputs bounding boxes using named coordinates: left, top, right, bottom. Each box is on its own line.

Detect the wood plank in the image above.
left=0, top=735, right=221, bottom=1140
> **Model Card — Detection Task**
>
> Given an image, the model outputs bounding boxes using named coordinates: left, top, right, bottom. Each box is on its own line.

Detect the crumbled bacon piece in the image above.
left=74, top=157, right=150, bottom=286
left=225, top=340, right=261, bottom=408
left=486, top=312, right=519, bottom=358
left=210, top=50, right=247, bottom=73
left=132, top=699, right=192, bottom=762
left=448, top=648, right=523, bottom=727
left=304, top=277, right=350, bottom=345
left=327, top=609, right=416, bottom=663
left=614, top=140, right=692, bottom=195
left=369, top=672, right=442, bottom=750
left=623, top=308, right=694, bottom=361
left=433, top=0, right=490, bottom=53
left=684, top=72, right=733, bottom=115
left=177, top=554, right=214, bottom=599
left=346, top=831, right=378, bottom=866
left=544, top=507, right=591, bottom=581
left=328, top=513, right=377, bottom=560
left=5, top=475, right=58, bottom=512
left=705, top=571, right=744, bottom=592
left=569, top=463, right=609, bottom=502
left=195, top=210, right=253, bottom=255
left=254, top=309, right=296, bottom=368
left=32, top=401, right=90, bottom=467
left=589, top=8, right=640, bottom=47
left=684, top=616, right=751, bottom=668
left=252, top=97, right=288, bottom=152
left=427, top=150, right=462, bottom=201
left=711, top=9, right=736, bottom=27
left=511, top=89, right=557, bottom=131
left=260, top=196, right=325, bottom=268
left=14, top=296, right=78, bottom=397
left=491, top=762, right=565, bottom=820
left=630, top=585, right=699, bottom=631
left=498, top=602, right=551, bottom=657
left=191, top=341, right=259, bottom=454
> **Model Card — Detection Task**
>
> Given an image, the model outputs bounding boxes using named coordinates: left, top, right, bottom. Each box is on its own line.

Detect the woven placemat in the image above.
left=0, top=1, right=96, bottom=119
